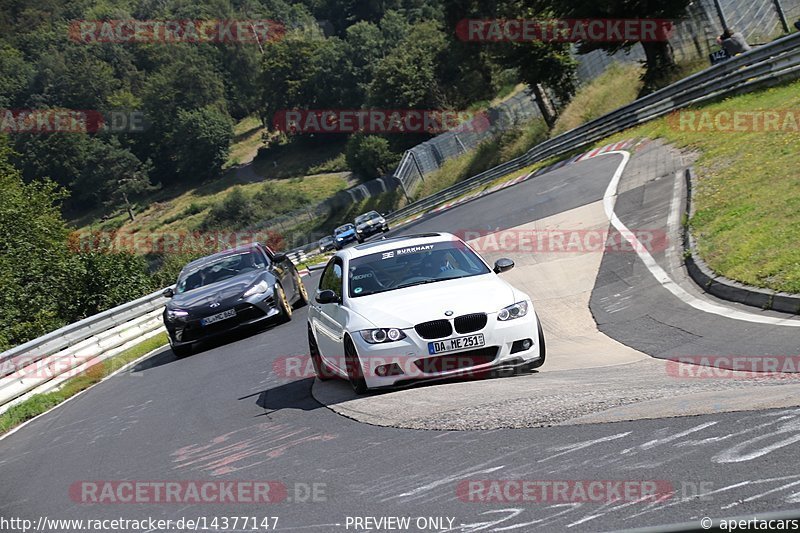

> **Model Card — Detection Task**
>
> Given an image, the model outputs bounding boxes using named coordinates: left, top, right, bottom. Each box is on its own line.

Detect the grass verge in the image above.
left=552, top=63, right=644, bottom=137
left=0, top=333, right=168, bottom=435
left=600, top=80, right=800, bottom=294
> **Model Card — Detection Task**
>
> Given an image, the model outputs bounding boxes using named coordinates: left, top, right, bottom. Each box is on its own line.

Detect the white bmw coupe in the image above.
left=307, top=232, right=545, bottom=393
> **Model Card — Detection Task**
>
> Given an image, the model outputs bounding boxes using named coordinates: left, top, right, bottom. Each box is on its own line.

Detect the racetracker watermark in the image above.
left=456, top=480, right=674, bottom=503
left=68, top=230, right=284, bottom=255
left=69, top=481, right=326, bottom=504
left=273, top=109, right=490, bottom=134
left=273, top=354, right=507, bottom=381
left=667, top=109, right=800, bottom=133
left=457, top=229, right=668, bottom=254
left=0, top=109, right=147, bottom=133
left=0, top=353, right=134, bottom=380
left=666, top=356, right=800, bottom=379
left=456, top=19, right=675, bottom=43
left=68, top=19, right=285, bottom=44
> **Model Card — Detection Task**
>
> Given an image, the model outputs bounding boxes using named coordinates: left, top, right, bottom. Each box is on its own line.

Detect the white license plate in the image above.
left=428, top=334, right=485, bottom=355
left=201, top=308, right=236, bottom=326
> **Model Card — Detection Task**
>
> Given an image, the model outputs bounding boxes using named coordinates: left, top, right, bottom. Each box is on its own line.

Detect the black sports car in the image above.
left=354, top=210, right=389, bottom=243
left=162, top=243, right=308, bottom=356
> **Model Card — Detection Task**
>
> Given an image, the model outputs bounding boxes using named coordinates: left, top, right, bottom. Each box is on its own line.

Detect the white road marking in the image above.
left=388, top=465, right=505, bottom=500
left=538, top=432, right=631, bottom=463
left=602, top=150, right=800, bottom=327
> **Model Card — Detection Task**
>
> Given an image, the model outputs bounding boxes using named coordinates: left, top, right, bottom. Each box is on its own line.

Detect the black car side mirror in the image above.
left=316, top=289, right=340, bottom=304
left=162, top=287, right=175, bottom=298
left=493, top=258, right=515, bottom=274
left=272, top=252, right=287, bottom=262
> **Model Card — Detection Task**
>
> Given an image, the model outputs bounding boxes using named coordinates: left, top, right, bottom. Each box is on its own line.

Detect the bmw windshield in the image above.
left=348, top=241, right=490, bottom=297
left=176, top=251, right=265, bottom=294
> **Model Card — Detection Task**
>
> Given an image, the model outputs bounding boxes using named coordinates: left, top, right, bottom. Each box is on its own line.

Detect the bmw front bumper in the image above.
left=350, top=311, right=543, bottom=389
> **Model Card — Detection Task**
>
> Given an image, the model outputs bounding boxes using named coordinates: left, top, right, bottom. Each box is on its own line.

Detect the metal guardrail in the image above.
left=0, top=288, right=168, bottom=411
left=383, top=31, right=800, bottom=226
left=3, top=32, right=798, bottom=411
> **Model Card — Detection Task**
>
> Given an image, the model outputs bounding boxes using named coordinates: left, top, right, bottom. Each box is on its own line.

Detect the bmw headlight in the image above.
left=359, top=328, right=407, bottom=344
left=166, top=309, right=189, bottom=322
left=497, top=301, right=528, bottom=321
left=243, top=280, right=271, bottom=298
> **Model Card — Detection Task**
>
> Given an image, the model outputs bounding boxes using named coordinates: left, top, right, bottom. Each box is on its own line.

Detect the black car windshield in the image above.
left=175, top=251, right=266, bottom=294
left=355, top=212, right=380, bottom=224
left=348, top=240, right=490, bottom=297
left=335, top=224, right=354, bottom=234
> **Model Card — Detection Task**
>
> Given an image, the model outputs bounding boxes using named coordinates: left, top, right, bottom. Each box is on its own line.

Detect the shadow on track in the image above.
left=131, top=321, right=289, bottom=372
left=238, top=378, right=325, bottom=414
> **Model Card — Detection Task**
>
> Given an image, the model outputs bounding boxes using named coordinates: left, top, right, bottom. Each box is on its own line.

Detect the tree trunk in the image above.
left=640, top=41, right=678, bottom=95
left=531, top=83, right=558, bottom=130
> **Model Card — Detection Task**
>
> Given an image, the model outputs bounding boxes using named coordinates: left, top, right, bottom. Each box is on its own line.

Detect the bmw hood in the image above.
left=169, top=270, right=269, bottom=310
left=336, top=229, right=355, bottom=238
left=346, top=274, right=527, bottom=328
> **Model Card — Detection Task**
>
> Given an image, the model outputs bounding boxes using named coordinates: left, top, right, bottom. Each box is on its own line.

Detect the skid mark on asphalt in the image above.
left=171, top=423, right=336, bottom=476
left=411, top=411, right=800, bottom=531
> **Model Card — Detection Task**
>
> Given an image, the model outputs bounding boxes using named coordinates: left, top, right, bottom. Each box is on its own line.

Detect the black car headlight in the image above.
left=497, top=301, right=528, bottom=321
left=359, top=328, right=407, bottom=344
left=166, top=309, right=189, bottom=322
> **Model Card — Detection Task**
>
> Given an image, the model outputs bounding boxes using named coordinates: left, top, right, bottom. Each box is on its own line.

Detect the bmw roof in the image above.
left=341, top=232, right=454, bottom=259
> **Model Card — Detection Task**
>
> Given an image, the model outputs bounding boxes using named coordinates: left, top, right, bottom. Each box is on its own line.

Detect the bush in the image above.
left=64, top=251, right=154, bottom=320
left=345, top=134, right=399, bottom=180
left=201, top=182, right=313, bottom=231
left=202, top=187, right=260, bottom=229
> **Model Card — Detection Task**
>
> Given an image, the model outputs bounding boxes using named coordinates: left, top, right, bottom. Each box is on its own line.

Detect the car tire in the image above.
left=308, top=325, right=334, bottom=381
left=344, top=335, right=368, bottom=394
left=357, top=237, right=364, bottom=244
left=171, top=341, right=192, bottom=358
left=275, top=283, right=293, bottom=323
left=292, top=271, right=309, bottom=309
left=530, top=314, right=546, bottom=369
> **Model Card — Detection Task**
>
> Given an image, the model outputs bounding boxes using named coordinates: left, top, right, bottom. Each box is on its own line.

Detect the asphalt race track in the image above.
left=3, top=140, right=800, bottom=532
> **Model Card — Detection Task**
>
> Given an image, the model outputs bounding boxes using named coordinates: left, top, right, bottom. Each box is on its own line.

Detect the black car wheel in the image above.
left=308, top=325, right=334, bottom=380
left=275, top=284, right=293, bottom=322
left=530, top=313, right=546, bottom=369
left=344, top=336, right=368, bottom=394
left=293, top=271, right=309, bottom=309
left=357, top=237, right=364, bottom=244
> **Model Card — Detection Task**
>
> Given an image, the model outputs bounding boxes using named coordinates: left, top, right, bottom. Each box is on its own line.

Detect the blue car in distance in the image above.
left=333, top=223, right=357, bottom=250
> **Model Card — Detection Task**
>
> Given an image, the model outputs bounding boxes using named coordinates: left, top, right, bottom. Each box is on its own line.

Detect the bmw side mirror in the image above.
left=272, top=252, right=287, bottom=262
left=316, top=289, right=340, bottom=304
left=162, top=287, right=175, bottom=298
left=493, top=258, right=515, bottom=274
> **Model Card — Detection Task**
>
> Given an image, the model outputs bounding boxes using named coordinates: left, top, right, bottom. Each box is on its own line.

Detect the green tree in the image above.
left=0, top=138, right=76, bottom=350
left=67, top=250, right=153, bottom=319
left=345, top=133, right=399, bottom=180
left=260, top=36, right=327, bottom=128
left=545, top=0, right=691, bottom=93
left=0, top=44, right=34, bottom=108
left=171, top=106, right=233, bottom=182
left=71, top=137, right=155, bottom=213
left=367, top=21, right=448, bottom=109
